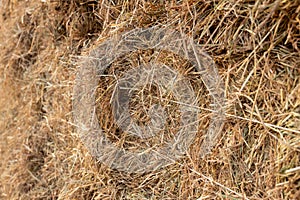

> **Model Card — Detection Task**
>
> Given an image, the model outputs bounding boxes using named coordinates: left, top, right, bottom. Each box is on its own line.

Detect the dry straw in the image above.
left=73, top=26, right=226, bottom=173
left=0, top=0, right=299, bottom=199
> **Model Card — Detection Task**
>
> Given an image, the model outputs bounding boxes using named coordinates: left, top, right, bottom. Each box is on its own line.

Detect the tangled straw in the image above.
left=73, top=26, right=226, bottom=173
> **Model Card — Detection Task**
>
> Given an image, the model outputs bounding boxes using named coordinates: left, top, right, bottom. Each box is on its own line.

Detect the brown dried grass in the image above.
left=0, top=0, right=299, bottom=199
